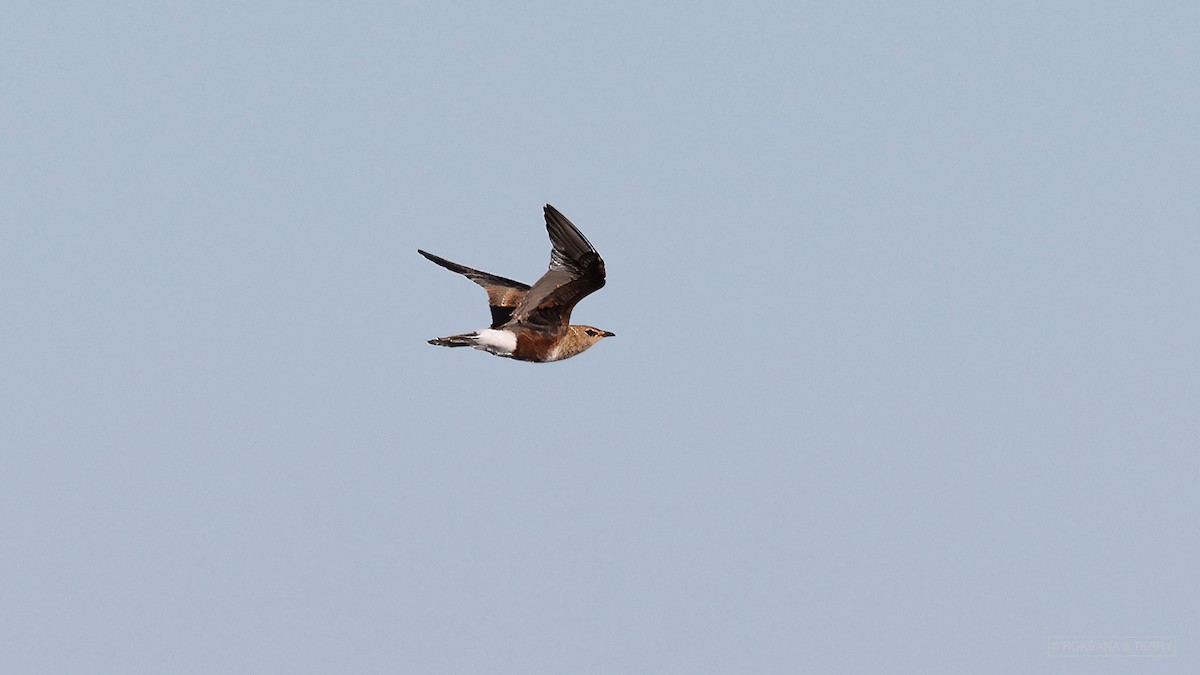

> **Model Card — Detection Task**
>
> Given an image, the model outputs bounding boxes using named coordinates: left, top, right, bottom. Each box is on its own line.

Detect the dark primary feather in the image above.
left=417, top=249, right=531, bottom=328
left=504, top=204, right=606, bottom=333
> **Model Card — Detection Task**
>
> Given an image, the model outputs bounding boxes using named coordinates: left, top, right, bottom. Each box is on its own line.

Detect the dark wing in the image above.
left=504, top=204, right=606, bottom=333
left=418, top=249, right=531, bottom=328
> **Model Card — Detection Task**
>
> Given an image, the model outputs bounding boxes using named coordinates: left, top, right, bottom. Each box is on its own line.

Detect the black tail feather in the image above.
left=428, top=332, right=477, bottom=348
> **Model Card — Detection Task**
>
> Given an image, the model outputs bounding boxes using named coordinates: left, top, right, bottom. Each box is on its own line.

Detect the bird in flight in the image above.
left=418, top=204, right=614, bottom=362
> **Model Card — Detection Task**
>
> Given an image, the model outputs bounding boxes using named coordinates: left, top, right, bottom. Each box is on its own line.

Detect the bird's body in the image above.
left=419, top=205, right=614, bottom=363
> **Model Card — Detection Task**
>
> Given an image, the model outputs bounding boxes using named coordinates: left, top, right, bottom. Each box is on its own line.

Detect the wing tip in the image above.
left=418, top=249, right=449, bottom=266
left=542, top=203, right=597, bottom=255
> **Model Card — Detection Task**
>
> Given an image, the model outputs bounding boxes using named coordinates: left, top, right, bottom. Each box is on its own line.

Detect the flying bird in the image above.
left=418, top=204, right=614, bottom=362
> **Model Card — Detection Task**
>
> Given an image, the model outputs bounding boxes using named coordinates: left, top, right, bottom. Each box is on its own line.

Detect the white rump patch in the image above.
left=475, top=329, right=517, bottom=356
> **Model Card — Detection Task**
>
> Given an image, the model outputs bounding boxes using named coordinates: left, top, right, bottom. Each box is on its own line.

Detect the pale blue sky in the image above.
left=3, top=2, right=1197, bottom=673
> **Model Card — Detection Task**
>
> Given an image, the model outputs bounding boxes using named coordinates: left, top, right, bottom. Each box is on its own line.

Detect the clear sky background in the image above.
left=3, top=3, right=1197, bottom=673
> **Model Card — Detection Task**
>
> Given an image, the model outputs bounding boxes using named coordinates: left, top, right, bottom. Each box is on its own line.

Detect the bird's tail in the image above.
left=428, top=332, right=478, bottom=348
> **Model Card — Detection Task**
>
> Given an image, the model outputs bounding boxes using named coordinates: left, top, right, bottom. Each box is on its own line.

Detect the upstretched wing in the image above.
left=418, top=249, right=531, bottom=328
left=504, top=204, right=606, bottom=333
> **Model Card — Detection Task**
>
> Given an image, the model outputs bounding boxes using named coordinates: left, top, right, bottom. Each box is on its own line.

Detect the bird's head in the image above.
left=574, top=325, right=616, bottom=349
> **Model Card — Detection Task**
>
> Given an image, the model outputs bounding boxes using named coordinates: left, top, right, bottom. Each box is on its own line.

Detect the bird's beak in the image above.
left=602, top=331, right=616, bottom=337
